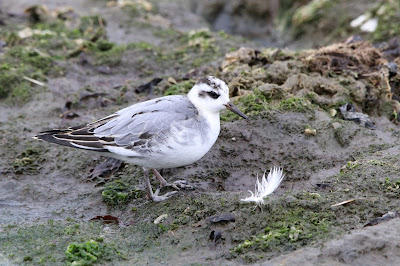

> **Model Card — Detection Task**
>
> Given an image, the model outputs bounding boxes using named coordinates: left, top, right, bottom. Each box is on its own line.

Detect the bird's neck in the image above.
left=198, top=108, right=221, bottom=138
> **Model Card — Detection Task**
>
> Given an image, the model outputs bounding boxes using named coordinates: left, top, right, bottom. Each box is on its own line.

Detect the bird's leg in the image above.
left=151, top=168, right=173, bottom=187
left=143, top=167, right=154, bottom=200
left=151, top=168, right=191, bottom=189
left=143, top=167, right=177, bottom=201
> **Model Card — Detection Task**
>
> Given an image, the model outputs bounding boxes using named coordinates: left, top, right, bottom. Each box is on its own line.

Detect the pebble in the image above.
left=332, top=122, right=342, bottom=130
left=241, top=130, right=252, bottom=141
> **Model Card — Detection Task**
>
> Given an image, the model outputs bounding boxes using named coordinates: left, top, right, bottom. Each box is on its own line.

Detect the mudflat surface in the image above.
left=1, top=0, right=400, bottom=265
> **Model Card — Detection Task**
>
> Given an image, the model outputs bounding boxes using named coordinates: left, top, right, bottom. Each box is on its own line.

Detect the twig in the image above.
left=23, top=76, right=45, bottom=86
left=383, top=72, right=392, bottom=100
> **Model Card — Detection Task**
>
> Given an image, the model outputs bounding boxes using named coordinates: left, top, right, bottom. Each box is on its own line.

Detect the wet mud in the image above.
left=1, top=0, right=400, bottom=265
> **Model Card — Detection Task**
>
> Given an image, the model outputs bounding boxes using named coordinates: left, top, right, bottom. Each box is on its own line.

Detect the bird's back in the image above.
left=35, top=95, right=219, bottom=169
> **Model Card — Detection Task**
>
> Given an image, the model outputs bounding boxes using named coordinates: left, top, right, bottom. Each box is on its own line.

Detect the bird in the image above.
left=34, top=76, right=249, bottom=201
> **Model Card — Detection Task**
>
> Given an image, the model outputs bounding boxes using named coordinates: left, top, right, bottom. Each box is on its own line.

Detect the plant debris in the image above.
left=90, top=215, right=120, bottom=225
left=135, top=77, right=162, bottom=94
left=79, top=92, right=113, bottom=107
left=314, top=182, right=332, bottom=190
left=222, top=47, right=263, bottom=70
left=331, top=199, right=356, bottom=207
left=60, top=101, right=80, bottom=120
left=24, top=5, right=50, bottom=23
left=209, top=230, right=222, bottom=250
left=88, top=158, right=123, bottom=181
left=154, top=214, right=168, bottom=224
left=306, top=41, right=385, bottom=75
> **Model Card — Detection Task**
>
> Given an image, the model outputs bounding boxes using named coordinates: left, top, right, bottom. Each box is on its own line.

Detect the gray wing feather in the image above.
left=93, top=96, right=197, bottom=147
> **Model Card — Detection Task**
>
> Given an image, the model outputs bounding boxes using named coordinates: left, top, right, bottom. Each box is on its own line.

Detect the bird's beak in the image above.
left=225, top=102, right=250, bottom=123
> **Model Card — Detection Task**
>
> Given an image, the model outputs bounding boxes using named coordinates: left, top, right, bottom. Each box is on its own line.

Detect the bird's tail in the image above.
left=33, top=125, right=109, bottom=152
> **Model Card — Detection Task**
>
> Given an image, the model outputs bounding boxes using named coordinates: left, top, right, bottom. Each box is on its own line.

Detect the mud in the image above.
left=1, top=0, right=400, bottom=265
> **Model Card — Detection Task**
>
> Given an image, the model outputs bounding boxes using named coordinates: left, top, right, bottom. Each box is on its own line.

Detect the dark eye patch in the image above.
left=207, top=91, right=220, bottom=99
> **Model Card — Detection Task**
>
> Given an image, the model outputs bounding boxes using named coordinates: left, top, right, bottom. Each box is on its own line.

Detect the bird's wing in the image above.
left=94, top=95, right=198, bottom=147
left=35, top=96, right=198, bottom=154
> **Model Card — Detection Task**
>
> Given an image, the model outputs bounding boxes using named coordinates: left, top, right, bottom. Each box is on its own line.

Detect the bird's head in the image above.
left=187, top=76, right=249, bottom=121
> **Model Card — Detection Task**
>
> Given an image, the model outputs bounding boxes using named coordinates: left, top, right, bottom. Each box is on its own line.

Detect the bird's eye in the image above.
left=207, top=91, right=220, bottom=99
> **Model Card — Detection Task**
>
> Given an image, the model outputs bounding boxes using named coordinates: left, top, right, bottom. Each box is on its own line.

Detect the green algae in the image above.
left=66, top=240, right=101, bottom=265
left=292, top=0, right=331, bottom=28
left=101, top=165, right=144, bottom=206
left=1, top=221, right=124, bottom=265
left=381, top=177, right=400, bottom=197
left=12, top=146, right=43, bottom=174
left=65, top=239, right=119, bottom=266
left=372, top=1, right=400, bottom=41
left=0, top=64, right=21, bottom=98
left=91, top=44, right=126, bottom=66
left=79, top=15, right=107, bottom=34
left=102, top=179, right=143, bottom=206
left=182, top=28, right=215, bottom=51
left=232, top=203, right=333, bottom=259
left=0, top=14, right=108, bottom=102
left=279, top=97, right=312, bottom=113
left=0, top=46, right=53, bottom=101
left=163, top=80, right=195, bottom=96
left=230, top=191, right=335, bottom=262
left=126, top=41, right=155, bottom=51
left=96, top=39, right=114, bottom=51
left=221, top=89, right=273, bottom=121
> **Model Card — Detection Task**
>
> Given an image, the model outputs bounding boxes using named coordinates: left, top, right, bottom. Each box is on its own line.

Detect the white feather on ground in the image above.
left=241, top=167, right=285, bottom=204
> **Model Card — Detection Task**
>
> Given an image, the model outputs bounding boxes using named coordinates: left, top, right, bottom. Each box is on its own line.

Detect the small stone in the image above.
left=241, top=130, right=252, bottom=141
left=154, top=214, right=168, bottom=224
left=167, top=77, right=177, bottom=84
left=330, top=109, right=337, bottom=117
left=285, top=195, right=297, bottom=203
left=97, top=65, right=111, bottom=74
left=332, top=122, right=342, bottom=130
left=305, top=128, right=317, bottom=136
left=231, top=137, right=236, bottom=141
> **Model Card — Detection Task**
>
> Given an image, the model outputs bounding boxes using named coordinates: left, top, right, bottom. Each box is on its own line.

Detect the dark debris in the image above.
left=364, top=211, right=400, bottom=227
left=60, top=101, right=79, bottom=120
left=88, top=158, right=123, bottom=181
left=90, top=215, right=120, bottom=225
left=339, top=103, right=376, bottom=129
left=135, top=78, right=162, bottom=94
left=206, top=213, right=235, bottom=223
left=209, top=230, right=222, bottom=250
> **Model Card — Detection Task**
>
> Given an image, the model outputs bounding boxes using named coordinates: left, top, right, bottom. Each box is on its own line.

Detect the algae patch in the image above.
left=163, top=80, right=195, bottom=96
left=0, top=47, right=53, bottom=102
left=279, top=97, right=312, bottom=113
left=12, top=146, right=43, bottom=174
left=0, top=220, right=124, bottom=265
left=230, top=193, right=335, bottom=262
left=102, top=179, right=143, bottom=206
left=65, top=239, right=119, bottom=265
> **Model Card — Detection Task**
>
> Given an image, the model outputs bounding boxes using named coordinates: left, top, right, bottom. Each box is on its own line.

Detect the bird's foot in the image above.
left=160, top=180, right=192, bottom=190
left=151, top=189, right=178, bottom=202
left=172, top=180, right=192, bottom=189
left=151, top=169, right=191, bottom=190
